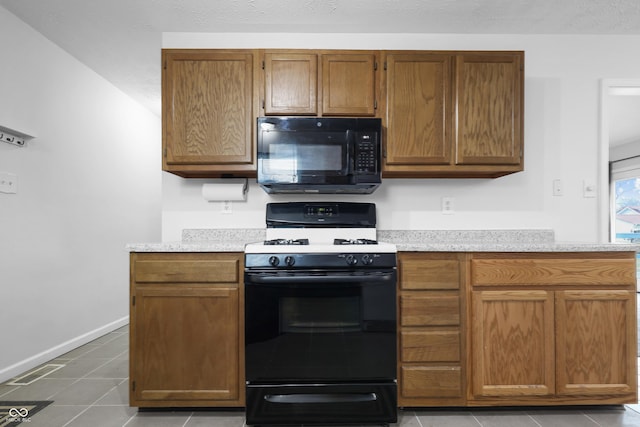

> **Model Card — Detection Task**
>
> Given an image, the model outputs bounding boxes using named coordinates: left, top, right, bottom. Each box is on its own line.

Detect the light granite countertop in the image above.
left=127, top=229, right=640, bottom=253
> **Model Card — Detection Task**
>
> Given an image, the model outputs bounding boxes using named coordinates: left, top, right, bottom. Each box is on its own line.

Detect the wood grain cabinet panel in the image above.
left=455, top=53, right=523, bottom=166
left=399, top=253, right=460, bottom=290
left=471, top=290, right=555, bottom=397
left=401, top=366, right=462, bottom=398
left=264, top=52, right=317, bottom=115
left=384, top=53, right=452, bottom=168
left=262, top=50, right=378, bottom=117
left=133, top=287, right=239, bottom=402
left=397, top=253, right=465, bottom=406
left=130, top=252, right=245, bottom=408
left=383, top=51, right=524, bottom=178
left=556, top=290, right=637, bottom=396
left=162, top=49, right=258, bottom=177
left=468, top=252, right=637, bottom=406
left=401, top=330, right=460, bottom=362
left=321, top=53, right=377, bottom=116
left=471, top=256, right=637, bottom=287
left=401, top=294, right=460, bottom=326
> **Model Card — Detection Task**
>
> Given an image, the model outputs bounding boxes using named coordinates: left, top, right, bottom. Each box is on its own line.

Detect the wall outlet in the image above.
left=442, top=197, right=454, bottom=214
left=0, top=171, right=18, bottom=194
left=221, top=200, right=233, bottom=214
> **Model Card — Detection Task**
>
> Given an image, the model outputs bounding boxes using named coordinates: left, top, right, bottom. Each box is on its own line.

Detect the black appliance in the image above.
left=257, top=117, right=382, bottom=194
left=244, top=202, right=397, bottom=425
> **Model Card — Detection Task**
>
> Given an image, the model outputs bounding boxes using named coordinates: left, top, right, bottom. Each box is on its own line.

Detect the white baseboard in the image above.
left=0, top=316, right=129, bottom=384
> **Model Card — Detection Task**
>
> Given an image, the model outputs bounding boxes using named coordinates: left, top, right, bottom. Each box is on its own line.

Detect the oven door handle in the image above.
left=264, top=392, right=377, bottom=404
left=245, top=272, right=395, bottom=285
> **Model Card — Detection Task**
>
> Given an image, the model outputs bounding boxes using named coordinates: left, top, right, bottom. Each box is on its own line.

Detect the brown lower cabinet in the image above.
left=129, top=250, right=637, bottom=408
left=469, top=252, right=637, bottom=406
left=129, top=252, right=245, bottom=407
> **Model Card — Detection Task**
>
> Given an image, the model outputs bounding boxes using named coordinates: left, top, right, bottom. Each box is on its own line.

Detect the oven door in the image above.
left=245, top=269, right=397, bottom=384
left=244, top=269, right=397, bottom=425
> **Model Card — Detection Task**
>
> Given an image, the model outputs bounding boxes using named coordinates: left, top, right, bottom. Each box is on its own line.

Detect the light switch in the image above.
left=583, top=181, right=597, bottom=198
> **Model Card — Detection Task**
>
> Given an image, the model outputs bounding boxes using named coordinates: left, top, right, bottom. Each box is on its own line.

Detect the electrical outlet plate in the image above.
left=553, top=179, right=563, bottom=196
left=221, top=200, right=233, bottom=214
left=0, top=172, right=18, bottom=194
left=442, top=197, right=454, bottom=214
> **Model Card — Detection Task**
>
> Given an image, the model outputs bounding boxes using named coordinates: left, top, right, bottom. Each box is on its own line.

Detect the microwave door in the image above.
left=260, top=131, right=349, bottom=183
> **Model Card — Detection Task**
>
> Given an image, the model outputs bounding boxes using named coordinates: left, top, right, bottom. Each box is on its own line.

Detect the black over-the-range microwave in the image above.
left=257, top=117, right=382, bottom=194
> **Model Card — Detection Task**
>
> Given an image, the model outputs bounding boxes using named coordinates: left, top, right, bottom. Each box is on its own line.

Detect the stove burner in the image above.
left=334, top=238, right=378, bottom=245
left=264, top=238, right=310, bottom=246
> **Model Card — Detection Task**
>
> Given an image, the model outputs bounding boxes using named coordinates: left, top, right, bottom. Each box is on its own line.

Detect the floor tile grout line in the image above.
left=43, top=352, right=128, bottom=401
left=60, top=377, right=129, bottom=427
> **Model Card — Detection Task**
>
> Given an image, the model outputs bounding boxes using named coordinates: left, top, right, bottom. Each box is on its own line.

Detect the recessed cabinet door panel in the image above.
left=385, top=54, right=452, bottom=166
left=456, top=53, right=523, bottom=165
left=264, top=53, right=317, bottom=115
left=556, top=290, right=637, bottom=396
left=133, top=287, right=240, bottom=402
left=472, top=290, right=554, bottom=397
left=322, top=54, right=376, bottom=116
left=164, top=51, right=254, bottom=166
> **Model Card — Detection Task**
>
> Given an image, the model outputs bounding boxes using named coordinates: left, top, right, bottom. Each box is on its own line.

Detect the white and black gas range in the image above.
left=244, top=202, right=398, bottom=426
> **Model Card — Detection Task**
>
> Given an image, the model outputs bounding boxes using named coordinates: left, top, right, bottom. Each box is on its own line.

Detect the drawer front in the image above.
left=400, top=294, right=460, bottom=326
left=471, top=256, right=636, bottom=286
left=134, top=257, right=240, bottom=283
left=401, top=366, right=462, bottom=398
left=401, top=330, right=460, bottom=362
left=399, top=257, right=460, bottom=290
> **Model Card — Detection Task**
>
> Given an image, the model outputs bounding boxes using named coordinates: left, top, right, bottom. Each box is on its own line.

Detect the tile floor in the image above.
left=1, top=326, right=639, bottom=427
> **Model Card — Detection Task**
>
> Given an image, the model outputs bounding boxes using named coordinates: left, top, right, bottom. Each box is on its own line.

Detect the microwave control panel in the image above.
left=354, top=132, right=378, bottom=174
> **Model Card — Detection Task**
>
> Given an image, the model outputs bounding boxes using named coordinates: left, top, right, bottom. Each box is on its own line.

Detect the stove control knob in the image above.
left=345, top=254, right=358, bottom=266
left=361, top=254, right=373, bottom=265
left=284, top=256, right=296, bottom=267
left=268, top=256, right=280, bottom=267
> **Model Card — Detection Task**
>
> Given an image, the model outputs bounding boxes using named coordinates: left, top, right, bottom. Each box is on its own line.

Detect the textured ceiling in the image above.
left=1, top=0, right=640, bottom=145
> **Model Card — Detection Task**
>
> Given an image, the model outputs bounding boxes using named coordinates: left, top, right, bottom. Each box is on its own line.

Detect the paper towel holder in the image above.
left=202, top=178, right=248, bottom=202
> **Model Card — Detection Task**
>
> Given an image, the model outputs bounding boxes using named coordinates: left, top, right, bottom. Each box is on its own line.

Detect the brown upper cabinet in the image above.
left=161, top=49, right=524, bottom=179
left=162, top=49, right=260, bottom=177
left=262, top=50, right=379, bottom=117
left=382, top=51, right=524, bottom=178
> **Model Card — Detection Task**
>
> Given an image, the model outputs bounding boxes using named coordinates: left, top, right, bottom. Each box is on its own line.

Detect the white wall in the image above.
left=161, top=33, right=640, bottom=243
left=0, top=7, right=161, bottom=382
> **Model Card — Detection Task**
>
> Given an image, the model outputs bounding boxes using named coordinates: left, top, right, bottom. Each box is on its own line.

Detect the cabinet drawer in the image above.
left=134, top=258, right=240, bottom=283
left=401, top=330, right=460, bottom=362
left=400, top=294, right=460, bottom=326
left=401, top=366, right=462, bottom=398
left=399, top=256, right=460, bottom=290
left=471, top=256, right=636, bottom=286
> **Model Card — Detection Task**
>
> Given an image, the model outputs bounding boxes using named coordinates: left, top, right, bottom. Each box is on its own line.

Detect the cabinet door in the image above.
left=556, top=290, right=637, bottom=396
left=471, top=290, right=555, bottom=397
left=455, top=53, right=523, bottom=166
left=385, top=53, right=452, bottom=168
left=163, top=50, right=256, bottom=176
left=322, top=53, right=377, bottom=116
left=131, top=286, right=240, bottom=403
left=264, top=52, right=317, bottom=115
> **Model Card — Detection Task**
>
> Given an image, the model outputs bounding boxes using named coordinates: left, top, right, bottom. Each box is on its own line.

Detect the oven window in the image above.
left=280, top=296, right=361, bottom=333
left=245, top=277, right=397, bottom=383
